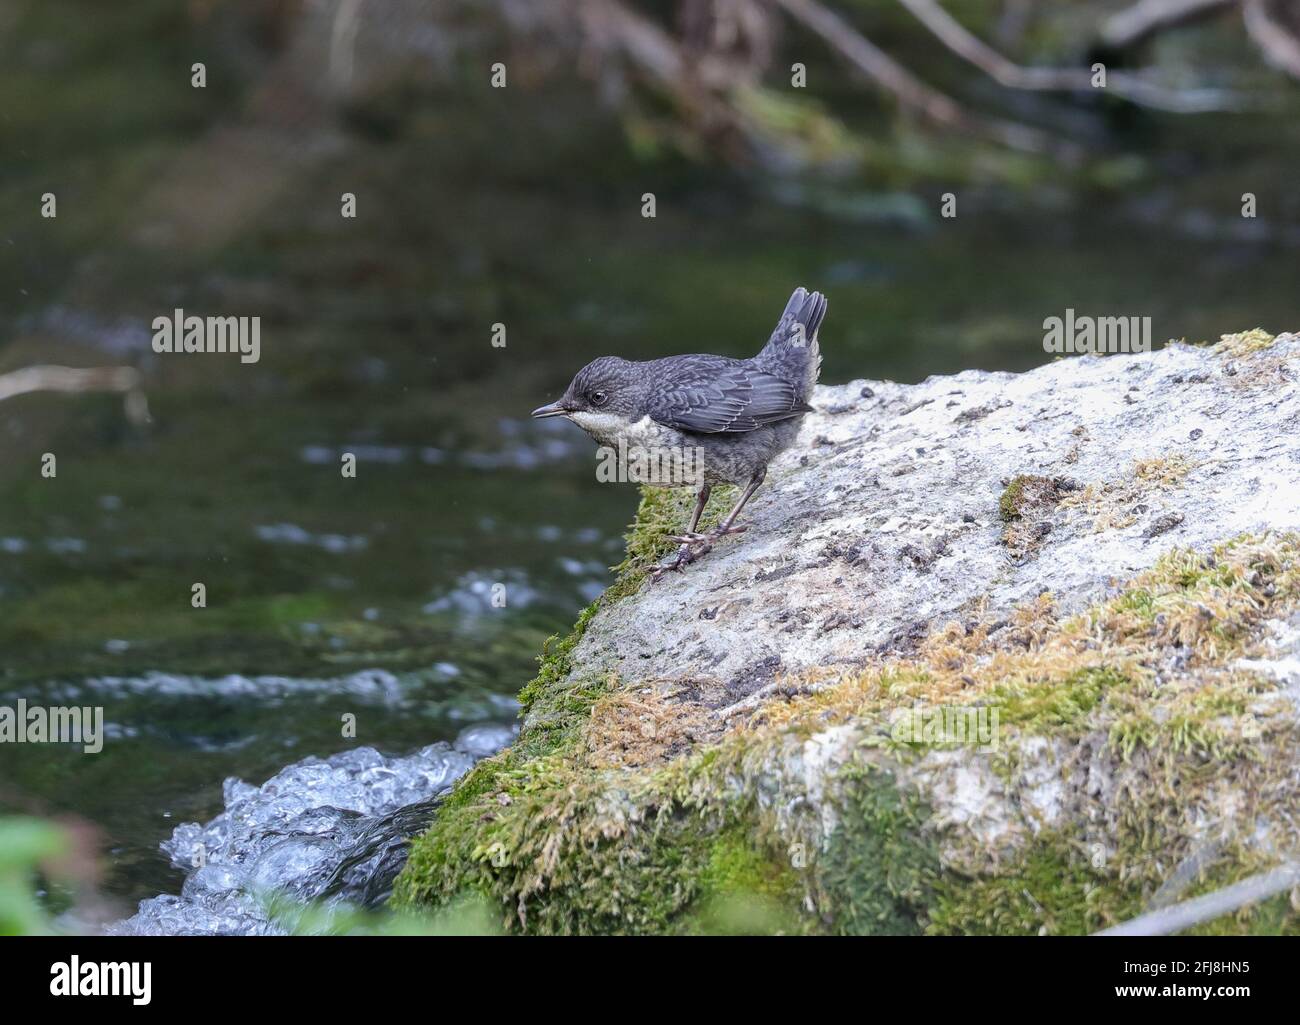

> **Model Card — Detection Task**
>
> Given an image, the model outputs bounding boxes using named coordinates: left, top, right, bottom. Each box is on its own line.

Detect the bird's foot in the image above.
left=666, top=524, right=746, bottom=546
left=649, top=535, right=714, bottom=581
left=648, top=522, right=752, bottom=581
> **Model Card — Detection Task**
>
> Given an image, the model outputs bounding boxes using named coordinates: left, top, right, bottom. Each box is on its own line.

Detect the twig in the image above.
left=576, top=0, right=750, bottom=146
left=0, top=364, right=150, bottom=424
left=1094, top=861, right=1300, bottom=935
left=1144, top=837, right=1226, bottom=910
left=1100, top=0, right=1238, bottom=52
left=1243, top=0, right=1300, bottom=80
left=898, top=0, right=1251, bottom=112
left=773, top=0, right=1080, bottom=159
left=328, top=0, right=366, bottom=92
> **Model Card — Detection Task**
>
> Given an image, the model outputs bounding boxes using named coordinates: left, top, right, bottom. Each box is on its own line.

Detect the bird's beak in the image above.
left=531, top=401, right=570, bottom=419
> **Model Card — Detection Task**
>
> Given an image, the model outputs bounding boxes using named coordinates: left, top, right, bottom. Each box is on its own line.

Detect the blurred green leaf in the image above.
left=0, top=817, right=68, bottom=936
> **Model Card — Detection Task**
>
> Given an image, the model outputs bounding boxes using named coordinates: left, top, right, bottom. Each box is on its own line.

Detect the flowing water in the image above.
left=2, top=1, right=1299, bottom=932
left=109, top=726, right=513, bottom=934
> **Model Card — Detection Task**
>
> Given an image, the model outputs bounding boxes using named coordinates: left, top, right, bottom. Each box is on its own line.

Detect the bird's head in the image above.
left=531, top=357, right=644, bottom=429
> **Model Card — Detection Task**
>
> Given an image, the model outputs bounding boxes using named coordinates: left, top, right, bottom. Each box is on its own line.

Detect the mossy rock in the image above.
left=394, top=336, right=1300, bottom=934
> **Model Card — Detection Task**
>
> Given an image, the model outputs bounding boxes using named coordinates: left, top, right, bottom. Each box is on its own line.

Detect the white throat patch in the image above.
left=568, top=410, right=641, bottom=447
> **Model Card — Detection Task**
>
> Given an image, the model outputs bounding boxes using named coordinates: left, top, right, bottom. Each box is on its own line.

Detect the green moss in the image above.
left=999, top=473, right=1075, bottom=524
left=1107, top=677, right=1258, bottom=762
left=1112, top=552, right=1236, bottom=624
left=998, top=474, right=1070, bottom=556
left=990, top=666, right=1124, bottom=735
left=927, top=834, right=1139, bottom=935
left=1213, top=328, right=1275, bottom=358
left=396, top=733, right=820, bottom=934
left=392, top=648, right=621, bottom=916
left=515, top=602, right=603, bottom=713
left=395, top=696, right=812, bottom=933
left=818, top=766, right=939, bottom=935
left=394, top=758, right=733, bottom=933
left=394, top=593, right=621, bottom=920
left=680, top=827, right=805, bottom=935
left=696, top=829, right=795, bottom=899
left=394, top=699, right=820, bottom=933
left=514, top=492, right=663, bottom=710
left=1000, top=475, right=1031, bottom=522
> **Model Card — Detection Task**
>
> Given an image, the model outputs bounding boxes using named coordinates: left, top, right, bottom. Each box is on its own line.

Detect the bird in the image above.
left=531, top=286, right=826, bottom=577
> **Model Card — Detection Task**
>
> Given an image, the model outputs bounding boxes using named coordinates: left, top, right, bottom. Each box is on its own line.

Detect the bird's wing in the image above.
left=647, top=357, right=811, bottom=434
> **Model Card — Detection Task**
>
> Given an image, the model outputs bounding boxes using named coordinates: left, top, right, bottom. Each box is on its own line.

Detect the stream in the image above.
left=109, top=724, right=513, bottom=934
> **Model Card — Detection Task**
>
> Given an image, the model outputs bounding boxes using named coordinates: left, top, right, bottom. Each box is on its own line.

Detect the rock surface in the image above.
left=574, top=335, right=1300, bottom=703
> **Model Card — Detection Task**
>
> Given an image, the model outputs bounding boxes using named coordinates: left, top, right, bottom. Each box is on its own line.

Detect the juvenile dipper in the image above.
left=532, top=286, right=826, bottom=576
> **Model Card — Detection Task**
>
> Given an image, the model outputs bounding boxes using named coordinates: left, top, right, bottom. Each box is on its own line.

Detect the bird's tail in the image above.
left=755, top=286, right=825, bottom=400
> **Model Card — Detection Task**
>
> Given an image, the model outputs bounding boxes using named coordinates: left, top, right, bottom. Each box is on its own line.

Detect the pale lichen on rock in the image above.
left=393, top=333, right=1300, bottom=934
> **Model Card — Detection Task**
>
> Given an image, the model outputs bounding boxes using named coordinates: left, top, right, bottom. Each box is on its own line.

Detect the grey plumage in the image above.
left=531, top=286, right=827, bottom=574
left=648, top=357, right=808, bottom=435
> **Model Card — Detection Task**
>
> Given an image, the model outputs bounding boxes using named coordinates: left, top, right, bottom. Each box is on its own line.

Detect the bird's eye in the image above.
left=590, top=390, right=608, bottom=407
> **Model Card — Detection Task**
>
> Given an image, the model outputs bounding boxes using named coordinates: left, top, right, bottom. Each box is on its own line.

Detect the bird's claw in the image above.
left=666, top=524, right=745, bottom=546
left=649, top=536, right=714, bottom=581
left=649, top=522, right=752, bottom=582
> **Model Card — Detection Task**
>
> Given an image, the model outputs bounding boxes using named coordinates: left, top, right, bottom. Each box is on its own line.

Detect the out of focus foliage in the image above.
left=0, top=817, right=67, bottom=935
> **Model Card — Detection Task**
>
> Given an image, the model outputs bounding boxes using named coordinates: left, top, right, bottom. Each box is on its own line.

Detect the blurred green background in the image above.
left=0, top=0, right=1297, bottom=922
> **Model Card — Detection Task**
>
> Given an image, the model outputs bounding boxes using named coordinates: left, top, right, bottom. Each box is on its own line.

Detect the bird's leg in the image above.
left=688, top=483, right=711, bottom=533
left=649, top=472, right=766, bottom=581
left=666, top=483, right=712, bottom=544
left=651, top=485, right=712, bottom=579
left=705, top=468, right=765, bottom=540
